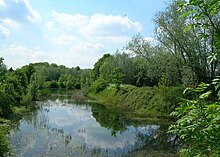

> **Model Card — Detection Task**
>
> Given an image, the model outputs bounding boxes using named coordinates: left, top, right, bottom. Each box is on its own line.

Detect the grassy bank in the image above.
left=89, top=85, right=184, bottom=118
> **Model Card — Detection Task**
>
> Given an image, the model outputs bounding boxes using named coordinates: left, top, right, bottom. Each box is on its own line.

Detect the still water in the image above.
left=9, top=99, right=177, bottom=157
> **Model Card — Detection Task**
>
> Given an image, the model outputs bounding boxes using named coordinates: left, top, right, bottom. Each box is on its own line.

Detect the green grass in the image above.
left=89, top=85, right=184, bottom=118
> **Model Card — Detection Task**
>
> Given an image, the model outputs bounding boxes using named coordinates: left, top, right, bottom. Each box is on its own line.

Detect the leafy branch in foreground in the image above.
left=168, top=77, right=220, bottom=157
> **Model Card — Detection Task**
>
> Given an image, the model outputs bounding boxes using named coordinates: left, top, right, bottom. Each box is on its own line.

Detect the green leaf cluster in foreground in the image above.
left=169, top=78, right=220, bottom=156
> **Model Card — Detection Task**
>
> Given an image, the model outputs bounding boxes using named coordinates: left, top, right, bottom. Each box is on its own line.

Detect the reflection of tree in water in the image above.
left=91, top=104, right=130, bottom=136
left=91, top=104, right=180, bottom=156
left=130, top=124, right=180, bottom=156
left=9, top=102, right=111, bottom=157
left=10, top=104, right=73, bottom=150
left=9, top=100, right=180, bottom=157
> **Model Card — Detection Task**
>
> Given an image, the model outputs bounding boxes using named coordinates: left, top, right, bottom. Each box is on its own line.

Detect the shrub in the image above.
left=0, top=124, right=10, bottom=156
left=91, top=77, right=108, bottom=93
left=168, top=78, right=220, bottom=157
left=46, top=81, right=60, bottom=89
left=0, top=91, right=12, bottom=118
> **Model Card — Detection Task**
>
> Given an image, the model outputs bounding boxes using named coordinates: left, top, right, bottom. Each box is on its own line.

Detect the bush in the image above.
left=74, top=83, right=81, bottom=89
left=91, top=77, right=108, bottom=93
left=0, top=91, right=12, bottom=118
left=46, top=81, right=60, bottom=89
left=0, top=124, right=10, bottom=156
left=168, top=79, right=220, bottom=157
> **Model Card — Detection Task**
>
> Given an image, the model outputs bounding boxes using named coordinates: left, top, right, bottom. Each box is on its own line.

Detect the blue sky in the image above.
left=0, top=0, right=170, bottom=68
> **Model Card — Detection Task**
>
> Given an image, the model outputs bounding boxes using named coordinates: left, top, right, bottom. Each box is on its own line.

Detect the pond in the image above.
left=9, top=98, right=178, bottom=157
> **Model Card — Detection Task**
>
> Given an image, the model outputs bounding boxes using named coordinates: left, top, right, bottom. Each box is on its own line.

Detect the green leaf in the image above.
left=213, top=116, right=220, bottom=121
left=199, top=90, right=212, bottom=99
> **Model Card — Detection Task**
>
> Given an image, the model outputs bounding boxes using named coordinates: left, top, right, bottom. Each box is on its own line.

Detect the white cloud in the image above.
left=0, top=24, right=10, bottom=38
left=82, top=14, right=142, bottom=36
left=52, top=34, right=78, bottom=45
left=2, top=18, right=20, bottom=28
left=0, top=0, right=41, bottom=24
left=51, top=11, right=89, bottom=31
left=79, top=127, right=136, bottom=150
left=0, top=0, right=6, bottom=7
left=46, top=12, right=142, bottom=44
left=45, top=21, right=55, bottom=30
left=0, top=42, right=105, bottom=68
left=66, top=41, right=105, bottom=68
left=0, top=45, right=49, bottom=68
left=23, top=0, right=41, bottom=23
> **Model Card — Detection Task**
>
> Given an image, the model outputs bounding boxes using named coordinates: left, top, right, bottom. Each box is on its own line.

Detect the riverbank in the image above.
left=89, top=85, right=184, bottom=119
left=0, top=103, right=38, bottom=156
left=0, top=87, right=183, bottom=156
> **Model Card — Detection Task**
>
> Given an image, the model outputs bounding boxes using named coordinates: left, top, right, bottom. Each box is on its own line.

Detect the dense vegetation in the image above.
left=0, top=0, right=219, bottom=156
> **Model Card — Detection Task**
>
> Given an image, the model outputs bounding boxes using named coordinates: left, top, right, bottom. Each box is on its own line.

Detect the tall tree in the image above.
left=154, top=0, right=220, bottom=83
left=0, top=58, right=7, bottom=80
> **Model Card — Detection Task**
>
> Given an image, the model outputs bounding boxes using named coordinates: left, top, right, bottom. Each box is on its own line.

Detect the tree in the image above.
left=168, top=0, right=220, bottom=156
left=154, top=0, right=219, bottom=83
left=0, top=90, right=12, bottom=118
left=0, top=58, right=7, bottom=81
left=99, top=52, right=137, bottom=85
left=80, top=69, right=92, bottom=90
left=112, top=67, right=124, bottom=91
left=92, top=53, right=111, bottom=80
left=178, top=0, right=220, bottom=80
left=124, top=33, right=156, bottom=58
left=124, top=34, right=183, bottom=86
left=91, top=77, right=108, bottom=93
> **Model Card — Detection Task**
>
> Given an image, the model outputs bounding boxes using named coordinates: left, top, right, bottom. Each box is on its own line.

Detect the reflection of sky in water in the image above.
left=9, top=99, right=160, bottom=157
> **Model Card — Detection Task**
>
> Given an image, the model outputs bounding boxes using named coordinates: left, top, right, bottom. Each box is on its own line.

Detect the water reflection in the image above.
left=9, top=99, right=177, bottom=157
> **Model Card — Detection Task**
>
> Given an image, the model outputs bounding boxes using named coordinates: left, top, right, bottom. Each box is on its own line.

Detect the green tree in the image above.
left=80, top=69, right=92, bottom=91
left=168, top=1, right=220, bottom=156
left=99, top=52, right=137, bottom=85
left=178, top=0, right=220, bottom=80
left=124, top=33, right=156, bottom=58
left=0, top=90, right=12, bottom=118
left=92, top=53, right=111, bottom=80
left=91, top=77, right=108, bottom=93
left=0, top=57, right=7, bottom=81
left=169, top=79, right=220, bottom=156
left=112, top=67, right=124, bottom=91
left=154, top=0, right=219, bottom=83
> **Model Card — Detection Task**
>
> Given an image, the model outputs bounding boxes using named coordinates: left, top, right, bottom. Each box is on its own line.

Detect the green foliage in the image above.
left=21, top=90, right=32, bottom=107
left=125, top=33, right=156, bottom=58
left=154, top=0, right=220, bottom=83
left=91, top=85, right=184, bottom=116
left=91, top=77, right=108, bottom=93
left=168, top=78, right=220, bottom=157
left=46, top=80, right=60, bottom=89
left=80, top=69, right=92, bottom=91
left=0, top=90, right=12, bottom=118
left=0, top=124, right=10, bottom=157
left=92, top=53, right=111, bottom=80
left=112, top=67, right=124, bottom=91
left=178, top=0, right=220, bottom=80
left=0, top=57, right=7, bottom=81
left=181, top=66, right=198, bottom=87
